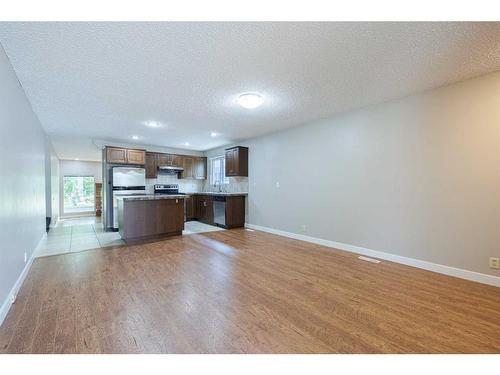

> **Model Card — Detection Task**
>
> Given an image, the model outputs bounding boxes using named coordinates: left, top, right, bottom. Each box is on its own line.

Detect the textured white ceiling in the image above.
left=1, top=22, right=500, bottom=161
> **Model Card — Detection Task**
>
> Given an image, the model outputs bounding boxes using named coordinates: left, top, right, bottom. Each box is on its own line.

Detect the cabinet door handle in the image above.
left=176, top=199, right=178, bottom=204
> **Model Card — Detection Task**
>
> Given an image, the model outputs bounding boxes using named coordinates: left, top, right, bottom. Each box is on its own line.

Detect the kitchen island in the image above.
left=117, top=194, right=187, bottom=243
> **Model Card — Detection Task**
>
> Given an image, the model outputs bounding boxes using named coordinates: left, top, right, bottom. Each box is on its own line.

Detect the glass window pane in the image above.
left=63, top=176, right=95, bottom=214
left=210, top=156, right=229, bottom=185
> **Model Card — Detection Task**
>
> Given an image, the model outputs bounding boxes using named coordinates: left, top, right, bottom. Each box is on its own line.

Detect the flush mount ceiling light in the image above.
left=131, top=135, right=139, bottom=140
left=210, top=132, right=217, bottom=137
left=237, top=93, right=263, bottom=109
left=184, top=142, right=190, bottom=146
left=143, top=120, right=164, bottom=128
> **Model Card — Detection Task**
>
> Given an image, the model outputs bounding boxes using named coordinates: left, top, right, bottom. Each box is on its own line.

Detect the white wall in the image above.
left=210, top=72, right=500, bottom=277
left=44, top=136, right=60, bottom=225
left=59, top=160, right=102, bottom=216
left=50, top=146, right=60, bottom=221
left=44, top=137, right=51, bottom=218
left=0, top=44, right=47, bottom=323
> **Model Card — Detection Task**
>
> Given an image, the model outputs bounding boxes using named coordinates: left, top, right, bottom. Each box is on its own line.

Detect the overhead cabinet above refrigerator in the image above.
left=106, top=147, right=146, bottom=165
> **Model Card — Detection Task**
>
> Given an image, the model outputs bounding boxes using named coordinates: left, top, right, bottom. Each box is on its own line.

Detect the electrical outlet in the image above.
left=489, top=257, right=500, bottom=269
left=24, top=252, right=27, bottom=263
left=275, top=181, right=280, bottom=189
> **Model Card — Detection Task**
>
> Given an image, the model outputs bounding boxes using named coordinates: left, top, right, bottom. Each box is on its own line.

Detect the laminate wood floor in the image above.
left=1, top=229, right=499, bottom=353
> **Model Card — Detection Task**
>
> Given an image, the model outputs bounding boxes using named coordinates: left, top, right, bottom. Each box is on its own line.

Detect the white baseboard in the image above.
left=0, top=233, right=46, bottom=327
left=245, top=223, right=500, bottom=288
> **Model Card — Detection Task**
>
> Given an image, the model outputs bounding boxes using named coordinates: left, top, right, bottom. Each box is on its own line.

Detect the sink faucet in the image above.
left=215, top=180, right=222, bottom=192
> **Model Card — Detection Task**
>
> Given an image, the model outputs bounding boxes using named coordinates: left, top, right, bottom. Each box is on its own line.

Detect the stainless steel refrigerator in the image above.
left=107, top=166, right=146, bottom=230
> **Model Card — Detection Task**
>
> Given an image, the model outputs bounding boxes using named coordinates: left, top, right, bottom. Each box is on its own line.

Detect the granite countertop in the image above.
left=185, top=192, right=248, bottom=196
left=116, top=194, right=189, bottom=201
left=116, top=192, right=248, bottom=201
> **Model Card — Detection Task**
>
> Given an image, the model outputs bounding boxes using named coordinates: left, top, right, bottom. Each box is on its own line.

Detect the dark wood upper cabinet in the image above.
left=157, top=153, right=183, bottom=168
left=127, top=149, right=146, bottom=165
left=225, top=146, right=248, bottom=177
left=158, top=153, right=171, bottom=166
left=105, top=147, right=206, bottom=180
left=225, top=149, right=234, bottom=175
left=106, top=147, right=145, bottom=165
left=145, top=152, right=158, bottom=179
left=171, top=154, right=183, bottom=168
left=106, top=147, right=127, bottom=164
left=182, top=156, right=194, bottom=179
left=193, top=157, right=207, bottom=179
left=180, top=156, right=206, bottom=180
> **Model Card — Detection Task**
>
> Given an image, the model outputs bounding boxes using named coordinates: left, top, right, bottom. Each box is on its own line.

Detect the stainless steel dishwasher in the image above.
left=213, top=196, right=226, bottom=227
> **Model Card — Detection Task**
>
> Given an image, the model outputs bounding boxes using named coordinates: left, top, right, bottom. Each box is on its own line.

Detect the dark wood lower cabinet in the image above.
left=189, top=194, right=245, bottom=228
left=225, top=196, right=246, bottom=228
left=196, top=195, right=214, bottom=224
left=119, top=195, right=245, bottom=240
left=118, top=198, right=184, bottom=241
left=185, top=195, right=195, bottom=220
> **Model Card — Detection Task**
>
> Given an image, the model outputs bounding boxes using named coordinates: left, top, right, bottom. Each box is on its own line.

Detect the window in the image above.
left=63, top=176, right=95, bottom=214
left=209, top=156, right=229, bottom=186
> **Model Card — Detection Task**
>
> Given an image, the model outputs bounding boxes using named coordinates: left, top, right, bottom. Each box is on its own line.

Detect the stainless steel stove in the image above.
left=154, top=184, right=186, bottom=195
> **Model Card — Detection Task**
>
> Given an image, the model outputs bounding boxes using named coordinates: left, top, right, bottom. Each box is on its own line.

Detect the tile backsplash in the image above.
left=202, top=176, right=249, bottom=193
left=146, top=174, right=249, bottom=194
left=145, top=174, right=204, bottom=194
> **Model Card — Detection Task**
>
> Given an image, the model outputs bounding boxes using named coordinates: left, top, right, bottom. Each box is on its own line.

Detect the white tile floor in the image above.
left=36, top=216, right=124, bottom=258
left=36, top=216, right=224, bottom=258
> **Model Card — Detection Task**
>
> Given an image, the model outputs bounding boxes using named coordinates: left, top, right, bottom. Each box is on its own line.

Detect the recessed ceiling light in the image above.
left=237, top=93, right=263, bottom=109
left=184, top=142, right=190, bottom=146
left=210, top=132, right=217, bottom=137
left=75, top=158, right=79, bottom=161
left=131, top=135, right=139, bottom=140
left=143, top=120, right=164, bottom=128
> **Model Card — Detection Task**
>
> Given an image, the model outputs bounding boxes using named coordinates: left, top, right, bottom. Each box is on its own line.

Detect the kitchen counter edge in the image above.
left=116, top=194, right=188, bottom=201
left=186, top=192, right=248, bottom=196
left=116, top=192, right=248, bottom=201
